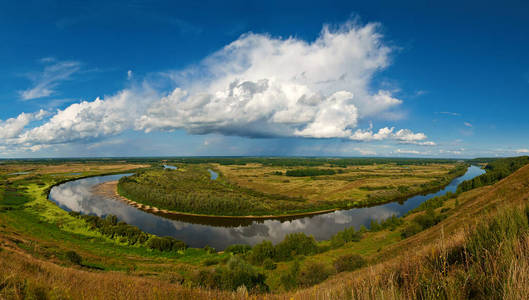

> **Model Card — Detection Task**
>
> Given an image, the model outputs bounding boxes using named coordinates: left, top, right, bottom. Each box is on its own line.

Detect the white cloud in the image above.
left=395, top=149, right=421, bottom=155
left=515, top=149, right=529, bottom=154
left=19, top=60, right=80, bottom=100
left=15, top=88, right=156, bottom=145
left=127, top=70, right=133, bottom=80
left=438, top=111, right=461, bottom=116
left=406, top=140, right=436, bottom=146
left=353, top=147, right=376, bottom=155
left=464, top=122, right=472, bottom=127
left=349, top=126, right=434, bottom=144
left=2, top=21, right=436, bottom=151
left=0, top=110, right=48, bottom=139
left=137, top=21, right=407, bottom=139
left=439, top=149, right=464, bottom=155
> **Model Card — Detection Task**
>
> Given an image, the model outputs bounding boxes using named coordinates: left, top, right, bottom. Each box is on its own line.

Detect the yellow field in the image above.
left=216, top=163, right=460, bottom=203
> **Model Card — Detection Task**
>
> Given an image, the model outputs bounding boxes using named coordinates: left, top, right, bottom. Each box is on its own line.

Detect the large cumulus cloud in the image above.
left=1, top=21, right=434, bottom=150
left=137, top=22, right=405, bottom=139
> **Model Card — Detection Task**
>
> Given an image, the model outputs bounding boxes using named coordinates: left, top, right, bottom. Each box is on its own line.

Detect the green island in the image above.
left=1, top=156, right=529, bottom=299
left=116, top=158, right=468, bottom=216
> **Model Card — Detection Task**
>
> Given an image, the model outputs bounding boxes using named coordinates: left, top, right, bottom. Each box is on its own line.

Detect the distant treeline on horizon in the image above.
left=2, top=156, right=527, bottom=167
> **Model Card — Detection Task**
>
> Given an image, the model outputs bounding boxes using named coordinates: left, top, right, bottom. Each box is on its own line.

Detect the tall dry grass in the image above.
left=283, top=205, right=529, bottom=300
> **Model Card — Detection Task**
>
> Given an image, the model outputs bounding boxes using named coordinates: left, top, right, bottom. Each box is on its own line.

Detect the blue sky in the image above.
left=1, top=0, right=528, bottom=158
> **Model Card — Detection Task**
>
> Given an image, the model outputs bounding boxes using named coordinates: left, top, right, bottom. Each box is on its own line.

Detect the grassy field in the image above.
left=1, top=157, right=528, bottom=299
left=117, top=162, right=467, bottom=216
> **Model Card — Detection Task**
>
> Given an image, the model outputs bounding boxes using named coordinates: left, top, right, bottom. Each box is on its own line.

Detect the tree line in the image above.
left=68, top=212, right=186, bottom=252
left=457, top=156, right=529, bottom=193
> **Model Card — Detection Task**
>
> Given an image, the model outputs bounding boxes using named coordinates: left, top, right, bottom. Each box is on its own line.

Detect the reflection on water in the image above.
left=163, top=165, right=177, bottom=170
left=48, top=166, right=485, bottom=250
left=208, top=169, right=218, bottom=180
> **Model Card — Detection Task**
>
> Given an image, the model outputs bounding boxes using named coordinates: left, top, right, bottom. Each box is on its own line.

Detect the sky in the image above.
left=1, top=0, right=529, bottom=158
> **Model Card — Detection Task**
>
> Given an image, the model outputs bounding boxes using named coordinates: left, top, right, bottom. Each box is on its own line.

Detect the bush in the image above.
left=330, top=227, right=362, bottom=248
left=225, top=244, right=252, bottom=255
left=73, top=213, right=150, bottom=245
left=275, top=233, right=318, bottom=261
left=333, top=254, right=366, bottom=273
left=285, top=168, right=337, bottom=177
left=194, top=269, right=221, bottom=289
left=380, top=215, right=404, bottom=230
left=297, top=261, right=331, bottom=287
left=204, top=245, right=216, bottom=254
left=147, top=236, right=187, bottom=252
left=219, top=256, right=268, bottom=292
left=280, top=259, right=300, bottom=291
left=202, top=257, right=219, bottom=266
left=263, top=258, right=276, bottom=270
left=370, top=219, right=382, bottom=231
left=412, top=208, right=440, bottom=229
left=65, top=250, right=82, bottom=265
left=401, top=222, right=423, bottom=238
left=250, top=240, right=275, bottom=265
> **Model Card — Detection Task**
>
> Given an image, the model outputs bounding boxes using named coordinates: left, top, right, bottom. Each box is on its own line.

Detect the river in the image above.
left=48, top=165, right=484, bottom=250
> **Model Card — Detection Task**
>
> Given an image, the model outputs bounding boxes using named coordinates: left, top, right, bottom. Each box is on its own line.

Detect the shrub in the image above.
left=204, top=245, right=216, bottom=254
left=285, top=168, right=336, bottom=177
left=297, top=261, right=331, bottom=287
left=380, top=215, right=403, bottom=230
left=280, top=259, right=300, bottom=291
left=401, top=222, right=423, bottom=238
left=65, top=250, right=82, bottom=265
left=250, top=240, right=275, bottom=265
left=194, top=269, right=221, bottom=289
left=73, top=213, right=150, bottom=245
left=275, top=233, right=318, bottom=261
left=333, top=254, right=366, bottom=273
left=147, top=236, right=187, bottom=252
left=219, top=256, right=268, bottom=292
left=225, top=244, right=252, bottom=255
left=202, top=257, right=219, bottom=266
left=370, top=219, right=382, bottom=231
left=263, top=258, right=276, bottom=270
left=412, top=208, right=440, bottom=229
left=330, top=227, right=362, bottom=248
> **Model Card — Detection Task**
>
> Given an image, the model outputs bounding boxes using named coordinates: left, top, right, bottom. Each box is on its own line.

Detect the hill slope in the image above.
left=1, top=164, right=528, bottom=299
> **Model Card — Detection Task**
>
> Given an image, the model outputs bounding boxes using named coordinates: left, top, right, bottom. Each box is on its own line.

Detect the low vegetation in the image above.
left=118, top=161, right=468, bottom=216
left=285, top=168, right=341, bottom=177
left=1, top=156, right=529, bottom=299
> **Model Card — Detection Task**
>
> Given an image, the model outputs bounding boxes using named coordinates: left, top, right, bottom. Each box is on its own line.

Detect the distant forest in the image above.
left=0, top=157, right=462, bottom=166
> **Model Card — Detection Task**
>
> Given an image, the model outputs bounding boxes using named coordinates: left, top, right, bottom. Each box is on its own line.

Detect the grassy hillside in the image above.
left=0, top=159, right=528, bottom=299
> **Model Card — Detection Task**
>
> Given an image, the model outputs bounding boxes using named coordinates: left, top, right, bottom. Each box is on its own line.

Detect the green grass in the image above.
left=118, top=163, right=468, bottom=216
left=0, top=169, right=222, bottom=278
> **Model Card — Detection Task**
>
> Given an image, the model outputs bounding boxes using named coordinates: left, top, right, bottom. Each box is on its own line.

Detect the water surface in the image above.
left=48, top=166, right=484, bottom=250
left=208, top=169, right=219, bottom=180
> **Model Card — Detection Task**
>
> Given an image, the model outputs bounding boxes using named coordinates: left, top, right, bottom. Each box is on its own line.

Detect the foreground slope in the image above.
left=0, top=163, right=528, bottom=299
